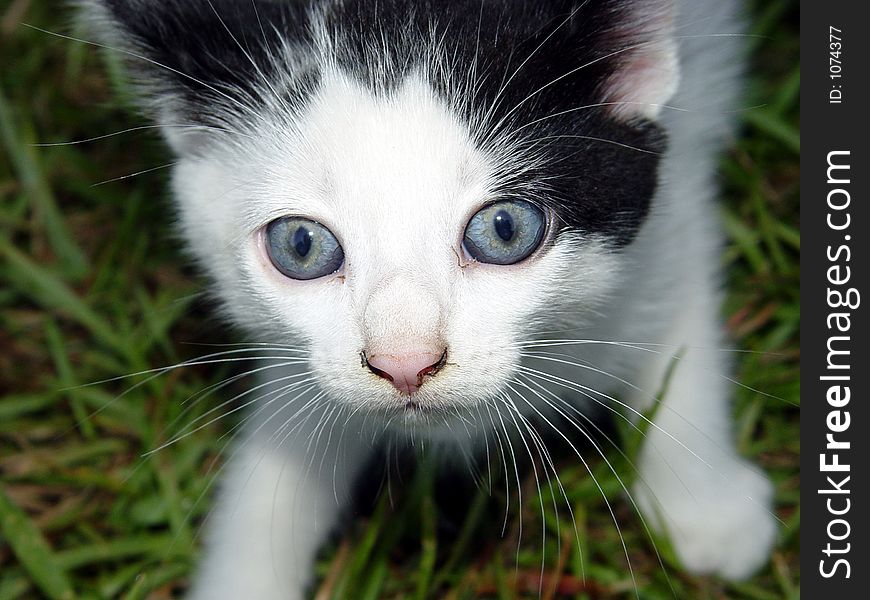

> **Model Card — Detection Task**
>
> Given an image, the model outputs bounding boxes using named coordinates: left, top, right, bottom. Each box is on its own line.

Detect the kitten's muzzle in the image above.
left=363, top=349, right=447, bottom=395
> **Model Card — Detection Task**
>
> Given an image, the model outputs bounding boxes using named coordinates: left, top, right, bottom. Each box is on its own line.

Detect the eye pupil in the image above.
left=493, top=210, right=514, bottom=242
left=292, top=227, right=313, bottom=257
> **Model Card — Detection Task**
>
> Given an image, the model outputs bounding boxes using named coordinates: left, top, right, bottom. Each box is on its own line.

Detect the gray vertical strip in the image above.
left=801, top=1, right=867, bottom=596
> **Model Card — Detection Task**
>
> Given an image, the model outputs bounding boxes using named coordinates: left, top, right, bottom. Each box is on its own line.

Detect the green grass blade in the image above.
left=743, top=108, right=800, bottom=154
left=1, top=241, right=126, bottom=356
left=415, top=492, right=437, bottom=599
left=0, top=486, right=75, bottom=600
left=0, top=88, right=88, bottom=278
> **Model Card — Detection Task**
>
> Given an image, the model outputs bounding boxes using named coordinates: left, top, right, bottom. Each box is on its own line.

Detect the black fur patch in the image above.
left=101, top=0, right=312, bottom=123
left=97, top=0, right=669, bottom=245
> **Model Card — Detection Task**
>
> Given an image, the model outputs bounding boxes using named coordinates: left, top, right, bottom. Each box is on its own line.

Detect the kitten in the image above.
left=81, top=0, right=776, bottom=597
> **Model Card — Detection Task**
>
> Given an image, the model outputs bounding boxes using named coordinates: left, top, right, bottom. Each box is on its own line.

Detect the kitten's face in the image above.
left=88, top=0, right=678, bottom=428
left=174, top=70, right=617, bottom=423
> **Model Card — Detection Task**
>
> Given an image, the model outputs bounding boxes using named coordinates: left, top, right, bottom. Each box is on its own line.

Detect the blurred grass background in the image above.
left=0, top=0, right=798, bottom=598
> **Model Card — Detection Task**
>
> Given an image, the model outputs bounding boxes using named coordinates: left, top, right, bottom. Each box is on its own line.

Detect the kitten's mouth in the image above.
left=403, top=399, right=427, bottom=413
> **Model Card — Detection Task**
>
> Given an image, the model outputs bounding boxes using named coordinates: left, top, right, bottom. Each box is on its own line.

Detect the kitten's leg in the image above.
left=188, top=409, right=371, bottom=600
left=631, top=298, right=776, bottom=580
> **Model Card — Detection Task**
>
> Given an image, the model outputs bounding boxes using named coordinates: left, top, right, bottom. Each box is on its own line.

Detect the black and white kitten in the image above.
left=82, top=0, right=776, bottom=597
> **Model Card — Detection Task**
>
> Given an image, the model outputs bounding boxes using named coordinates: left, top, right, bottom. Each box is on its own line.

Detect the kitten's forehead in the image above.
left=304, top=70, right=484, bottom=201
left=271, top=69, right=492, bottom=254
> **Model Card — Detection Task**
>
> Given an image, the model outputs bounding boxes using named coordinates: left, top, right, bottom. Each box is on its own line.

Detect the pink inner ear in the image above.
left=601, top=7, right=680, bottom=122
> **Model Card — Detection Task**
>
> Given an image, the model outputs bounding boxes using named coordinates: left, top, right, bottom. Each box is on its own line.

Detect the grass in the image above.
left=0, top=1, right=798, bottom=598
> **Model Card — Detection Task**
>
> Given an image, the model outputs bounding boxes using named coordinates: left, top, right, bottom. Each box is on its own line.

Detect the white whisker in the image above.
left=506, top=380, right=638, bottom=597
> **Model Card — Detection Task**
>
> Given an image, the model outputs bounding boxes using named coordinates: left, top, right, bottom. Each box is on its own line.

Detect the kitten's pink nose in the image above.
left=365, top=350, right=447, bottom=395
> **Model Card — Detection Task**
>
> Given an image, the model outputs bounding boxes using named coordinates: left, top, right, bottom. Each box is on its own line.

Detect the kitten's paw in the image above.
left=634, top=460, right=776, bottom=580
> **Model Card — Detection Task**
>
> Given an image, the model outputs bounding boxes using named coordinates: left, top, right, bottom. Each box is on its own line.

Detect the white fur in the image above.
left=123, top=1, right=779, bottom=597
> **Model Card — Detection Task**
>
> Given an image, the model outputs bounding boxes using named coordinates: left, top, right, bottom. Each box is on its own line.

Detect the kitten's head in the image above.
left=85, top=0, right=678, bottom=428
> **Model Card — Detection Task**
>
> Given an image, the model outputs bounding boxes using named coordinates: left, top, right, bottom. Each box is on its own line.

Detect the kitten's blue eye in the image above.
left=265, top=217, right=344, bottom=280
left=463, top=200, right=546, bottom=265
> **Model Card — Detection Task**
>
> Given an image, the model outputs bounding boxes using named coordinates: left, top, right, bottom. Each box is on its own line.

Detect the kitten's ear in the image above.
left=79, top=0, right=305, bottom=154
left=599, top=0, right=680, bottom=122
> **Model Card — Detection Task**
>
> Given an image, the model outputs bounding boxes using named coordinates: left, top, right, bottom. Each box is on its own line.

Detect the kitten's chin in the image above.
left=386, top=408, right=480, bottom=442
left=374, top=396, right=478, bottom=431
left=388, top=399, right=452, bottom=422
